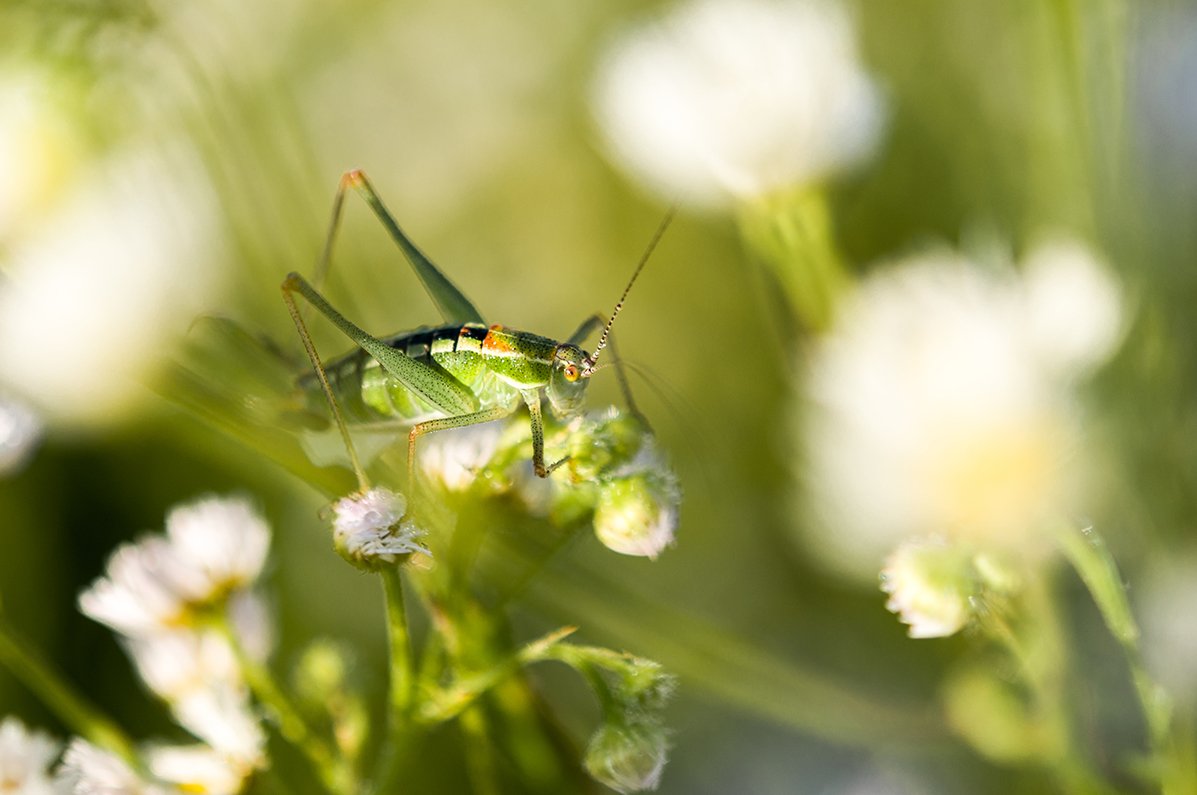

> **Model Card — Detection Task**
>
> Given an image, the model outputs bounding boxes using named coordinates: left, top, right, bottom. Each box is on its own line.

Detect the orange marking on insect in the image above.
left=483, top=326, right=516, bottom=354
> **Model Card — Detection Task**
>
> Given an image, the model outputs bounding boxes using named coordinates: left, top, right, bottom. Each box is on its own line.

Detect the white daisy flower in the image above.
left=593, top=0, right=883, bottom=210
left=162, top=497, right=271, bottom=601
left=78, top=537, right=195, bottom=636
left=331, top=488, right=429, bottom=568
left=79, top=497, right=273, bottom=637
left=170, top=688, right=265, bottom=767
left=56, top=739, right=172, bottom=795
left=0, top=717, right=63, bottom=795
left=799, top=240, right=1123, bottom=580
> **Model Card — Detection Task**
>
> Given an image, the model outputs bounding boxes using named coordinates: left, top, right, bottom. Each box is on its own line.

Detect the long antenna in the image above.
left=583, top=208, right=675, bottom=376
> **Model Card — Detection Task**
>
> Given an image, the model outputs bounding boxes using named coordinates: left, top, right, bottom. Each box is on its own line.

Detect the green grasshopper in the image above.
left=282, top=170, right=669, bottom=496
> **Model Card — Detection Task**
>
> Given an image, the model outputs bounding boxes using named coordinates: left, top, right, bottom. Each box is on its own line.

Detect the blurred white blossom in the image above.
left=79, top=496, right=271, bottom=636
left=418, top=422, right=505, bottom=492
left=124, top=618, right=267, bottom=765
left=0, top=393, right=42, bottom=476
left=593, top=0, right=883, bottom=209
left=799, top=240, right=1123, bottom=580
left=162, top=497, right=271, bottom=601
left=332, top=488, right=429, bottom=567
left=56, top=740, right=171, bottom=795
left=0, top=70, right=78, bottom=243
left=0, top=717, right=63, bottom=795
left=0, top=144, right=222, bottom=427
left=145, top=744, right=251, bottom=795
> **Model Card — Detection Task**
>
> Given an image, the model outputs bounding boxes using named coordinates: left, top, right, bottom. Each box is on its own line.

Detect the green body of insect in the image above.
left=283, top=169, right=667, bottom=493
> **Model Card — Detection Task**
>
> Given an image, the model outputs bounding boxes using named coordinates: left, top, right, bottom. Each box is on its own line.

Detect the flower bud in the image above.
left=593, top=474, right=679, bottom=559
left=880, top=538, right=978, bottom=638
left=584, top=720, right=669, bottom=794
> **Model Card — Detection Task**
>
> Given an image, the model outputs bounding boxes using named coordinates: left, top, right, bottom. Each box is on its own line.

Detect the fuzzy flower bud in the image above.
left=331, top=488, right=429, bottom=570
left=593, top=455, right=680, bottom=561
left=584, top=720, right=670, bottom=794
left=880, top=538, right=978, bottom=639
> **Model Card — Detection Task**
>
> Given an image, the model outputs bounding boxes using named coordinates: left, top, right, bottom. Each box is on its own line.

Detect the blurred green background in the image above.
left=2, top=0, right=1195, bottom=792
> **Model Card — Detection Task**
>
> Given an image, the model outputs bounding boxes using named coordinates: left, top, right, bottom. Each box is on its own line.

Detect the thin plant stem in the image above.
left=218, top=617, right=350, bottom=795
left=0, top=622, right=138, bottom=766
left=372, top=568, right=417, bottom=794
left=1056, top=524, right=1181, bottom=794
left=382, top=568, right=415, bottom=717
left=459, top=705, right=501, bottom=795
left=981, top=582, right=1113, bottom=794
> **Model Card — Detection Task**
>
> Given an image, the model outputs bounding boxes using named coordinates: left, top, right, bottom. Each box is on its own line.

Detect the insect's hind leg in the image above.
left=314, top=170, right=484, bottom=325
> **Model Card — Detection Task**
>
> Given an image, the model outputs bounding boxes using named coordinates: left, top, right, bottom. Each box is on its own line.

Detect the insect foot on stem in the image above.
left=330, top=487, right=429, bottom=571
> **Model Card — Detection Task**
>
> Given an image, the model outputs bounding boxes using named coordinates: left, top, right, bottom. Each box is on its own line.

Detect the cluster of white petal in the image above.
left=0, top=717, right=62, bottom=795
left=76, top=496, right=273, bottom=784
left=332, top=488, right=429, bottom=566
left=800, top=238, right=1123, bottom=587
left=79, top=496, right=271, bottom=635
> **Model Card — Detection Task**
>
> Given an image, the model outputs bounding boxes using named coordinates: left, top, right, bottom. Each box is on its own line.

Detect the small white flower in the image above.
left=144, top=745, right=250, bottom=795
left=0, top=717, right=62, bottom=795
left=417, top=422, right=505, bottom=492
left=162, top=497, right=270, bottom=601
left=880, top=538, right=977, bottom=639
left=79, top=497, right=272, bottom=637
left=593, top=0, right=883, bottom=209
left=799, top=242, right=1123, bottom=579
left=122, top=601, right=268, bottom=766
left=56, top=739, right=172, bottom=795
left=171, top=689, right=265, bottom=767
left=79, top=537, right=195, bottom=636
left=0, top=393, right=42, bottom=476
left=332, top=488, right=429, bottom=567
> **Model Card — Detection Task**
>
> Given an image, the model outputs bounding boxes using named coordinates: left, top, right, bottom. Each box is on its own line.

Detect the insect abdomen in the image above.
left=315, top=323, right=518, bottom=424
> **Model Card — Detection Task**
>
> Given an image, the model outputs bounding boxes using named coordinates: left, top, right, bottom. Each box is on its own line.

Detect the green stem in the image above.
left=383, top=568, right=415, bottom=719
left=459, top=706, right=501, bottom=795
left=372, top=568, right=417, bottom=794
left=0, top=622, right=138, bottom=766
left=1056, top=524, right=1179, bottom=794
left=220, top=619, right=350, bottom=795
left=983, top=579, right=1113, bottom=794
left=737, top=188, right=847, bottom=335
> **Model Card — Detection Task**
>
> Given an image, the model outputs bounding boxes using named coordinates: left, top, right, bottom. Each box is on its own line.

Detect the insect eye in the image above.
left=563, top=364, right=579, bottom=382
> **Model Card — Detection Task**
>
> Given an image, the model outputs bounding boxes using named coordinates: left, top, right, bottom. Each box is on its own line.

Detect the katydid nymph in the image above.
left=282, top=170, right=670, bottom=505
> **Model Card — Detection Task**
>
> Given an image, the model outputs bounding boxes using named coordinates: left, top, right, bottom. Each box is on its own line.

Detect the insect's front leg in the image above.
left=520, top=389, right=570, bottom=478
